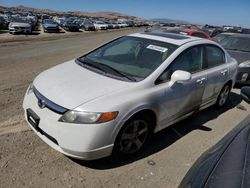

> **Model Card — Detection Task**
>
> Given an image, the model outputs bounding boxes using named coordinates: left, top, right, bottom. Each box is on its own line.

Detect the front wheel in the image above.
left=113, top=115, right=152, bottom=159
left=216, top=84, right=231, bottom=107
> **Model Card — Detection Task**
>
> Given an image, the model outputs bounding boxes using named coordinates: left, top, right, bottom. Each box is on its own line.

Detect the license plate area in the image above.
left=26, top=108, right=40, bottom=131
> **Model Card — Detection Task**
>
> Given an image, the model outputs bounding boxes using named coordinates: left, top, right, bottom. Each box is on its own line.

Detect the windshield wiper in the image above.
left=97, top=63, right=136, bottom=82
left=77, top=58, right=106, bottom=73
left=77, top=58, right=136, bottom=82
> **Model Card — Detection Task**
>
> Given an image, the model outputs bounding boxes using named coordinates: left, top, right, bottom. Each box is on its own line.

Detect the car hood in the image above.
left=95, top=23, right=107, bottom=27
left=10, top=22, right=31, bottom=27
left=65, top=23, right=79, bottom=27
left=227, top=50, right=250, bottom=64
left=33, top=60, right=132, bottom=110
left=44, top=23, right=58, bottom=27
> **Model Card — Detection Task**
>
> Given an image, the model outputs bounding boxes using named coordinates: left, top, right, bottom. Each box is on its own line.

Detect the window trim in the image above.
left=155, top=44, right=205, bottom=85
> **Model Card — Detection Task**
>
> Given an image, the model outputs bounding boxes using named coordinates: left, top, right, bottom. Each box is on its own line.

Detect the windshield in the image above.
left=96, top=21, right=104, bottom=24
left=221, top=36, right=250, bottom=52
left=78, top=36, right=177, bottom=81
left=11, top=17, right=30, bottom=23
left=84, top=19, right=92, bottom=24
left=44, top=19, right=56, bottom=24
left=214, top=34, right=229, bottom=42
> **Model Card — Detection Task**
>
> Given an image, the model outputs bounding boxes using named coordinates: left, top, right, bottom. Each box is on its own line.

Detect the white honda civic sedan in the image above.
left=23, top=32, right=237, bottom=160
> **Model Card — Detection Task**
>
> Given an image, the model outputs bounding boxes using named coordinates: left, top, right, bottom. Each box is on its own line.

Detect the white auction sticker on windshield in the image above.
left=147, top=45, right=168, bottom=52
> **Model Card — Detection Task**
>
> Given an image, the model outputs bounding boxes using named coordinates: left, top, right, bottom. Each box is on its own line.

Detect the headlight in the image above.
left=239, top=60, right=250, bottom=68
left=59, top=111, right=118, bottom=124
left=27, top=83, right=33, bottom=95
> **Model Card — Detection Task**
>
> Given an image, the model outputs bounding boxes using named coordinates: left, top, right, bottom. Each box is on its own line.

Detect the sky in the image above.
left=1, top=0, right=250, bottom=27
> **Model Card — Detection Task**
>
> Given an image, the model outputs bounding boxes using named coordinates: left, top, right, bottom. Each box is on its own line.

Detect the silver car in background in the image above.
left=23, top=32, right=237, bottom=160
left=9, top=17, right=32, bottom=34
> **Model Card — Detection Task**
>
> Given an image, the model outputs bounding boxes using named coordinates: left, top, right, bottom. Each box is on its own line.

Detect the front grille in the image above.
left=33, top=87, right=68, bottom=114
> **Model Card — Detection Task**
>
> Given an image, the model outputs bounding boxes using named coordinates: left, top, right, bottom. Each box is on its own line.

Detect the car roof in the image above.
left=229, top=33, right=250, bottom=38
left=129, top=32, right=204, bottom=46
left=219, top=32, right=238, bottom=35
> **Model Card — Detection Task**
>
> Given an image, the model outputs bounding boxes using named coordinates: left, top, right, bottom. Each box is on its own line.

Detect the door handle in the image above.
left=221, top=70, right=228, bottom=75
left=196, top=77, right=206, bottom=84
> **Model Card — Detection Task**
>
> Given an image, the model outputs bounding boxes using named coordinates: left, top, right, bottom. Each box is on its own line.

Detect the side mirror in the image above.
left=169, top=70, right=191, bottom=87
left=241, top=87, right=250, bottom=104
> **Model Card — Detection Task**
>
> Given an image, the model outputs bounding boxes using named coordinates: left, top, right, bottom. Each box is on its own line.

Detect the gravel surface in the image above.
left=0, top=28, right=249, bottom=188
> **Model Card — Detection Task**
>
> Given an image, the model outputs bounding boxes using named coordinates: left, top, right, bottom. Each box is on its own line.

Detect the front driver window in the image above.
left=156, top=46, right=203, bottom=84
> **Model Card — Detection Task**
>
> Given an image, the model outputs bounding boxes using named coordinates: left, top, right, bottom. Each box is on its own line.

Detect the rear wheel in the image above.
left=113, top=115, right=152, bottom=159
left=216, top=84, right=231, bottom=107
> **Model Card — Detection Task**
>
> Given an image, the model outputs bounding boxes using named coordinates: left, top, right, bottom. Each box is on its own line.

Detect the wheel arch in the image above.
left=112, top=107, right=158, bottom=143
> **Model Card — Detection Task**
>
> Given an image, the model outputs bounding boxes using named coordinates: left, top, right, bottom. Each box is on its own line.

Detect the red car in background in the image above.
left=179, top=29, right=212, bottom=40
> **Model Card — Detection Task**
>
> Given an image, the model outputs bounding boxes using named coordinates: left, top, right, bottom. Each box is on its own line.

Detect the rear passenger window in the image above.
left=205, top=46, right=225, bottom=68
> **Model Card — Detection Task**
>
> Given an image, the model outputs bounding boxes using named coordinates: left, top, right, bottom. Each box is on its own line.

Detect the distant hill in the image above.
left=152, top=18, right=189, bottom=24
left=0, top=5, right=142, bottom=20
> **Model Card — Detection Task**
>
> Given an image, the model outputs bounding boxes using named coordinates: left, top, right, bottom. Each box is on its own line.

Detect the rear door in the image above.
left=201, top=45, right=229, bottom=105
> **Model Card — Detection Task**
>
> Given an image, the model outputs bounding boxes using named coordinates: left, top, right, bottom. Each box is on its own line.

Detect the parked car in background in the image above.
left=241, top=86, right=250, bottom=103
left=126, top=21, right=135, bottom=27
left=179, top=113, right=250, bottom=188
left=0, top=16, right=7, bottom=30
left=62, top=21, right=80, bottom=32
left=178, top=29, right=212, bottom=40
left=201, top=25, right=223, bottom=37
left=105, top=21, right=115, bottom=29
left=110, top=21, right=120, bottom=29
left=9, top=17, right=32, bottom=34
left=79, top=19, right=95, bottom=31
left=93, top=21, right=108, bottom=30
left=117, top=22, right=128, bottom=28
left=213, top=32, right=236, bottom=43
left=0, top=14, right=9, bottom=30
left=42, top=19, right=60, bottom=33
left=23, top=32, right=237, bottom=160
left=221, top=34, right=250, bottom=85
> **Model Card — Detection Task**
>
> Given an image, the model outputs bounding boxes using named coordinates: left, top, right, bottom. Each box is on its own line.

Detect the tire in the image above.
left=216, top=84, right=231, bottom=107
left=112, top=114, right=153, bottom=159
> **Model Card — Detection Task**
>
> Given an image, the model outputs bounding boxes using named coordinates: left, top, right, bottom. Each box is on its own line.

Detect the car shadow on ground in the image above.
left=72, top=92, right=243, bottom=169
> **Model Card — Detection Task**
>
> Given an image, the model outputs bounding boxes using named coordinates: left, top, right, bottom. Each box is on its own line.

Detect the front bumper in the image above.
left=44, top=27, right=60, bottom=32
left=236, top=67, right=250, bottom=85
left=9, top=26, right=31, bottom=33
left=84, top=26, right=95, bottom=31
left=23, top=90, right=115, bottom=160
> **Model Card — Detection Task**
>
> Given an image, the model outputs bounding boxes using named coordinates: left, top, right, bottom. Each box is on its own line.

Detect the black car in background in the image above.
left=220, top=34, right=250, bottom=85
left=213, top=32, right=236, bottom=43
left=62, top=21, right=80, bottom=31
left=179, top=88, right=250, bottom=188
left=79, top=19, right=95, bottom=31
left=179, top=115, right=250, bottom=188
left=42, top=19, right=60, bottom=33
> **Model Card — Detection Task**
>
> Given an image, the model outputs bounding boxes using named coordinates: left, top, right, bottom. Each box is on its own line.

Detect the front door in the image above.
left=156, top=45, right=207, bottom=128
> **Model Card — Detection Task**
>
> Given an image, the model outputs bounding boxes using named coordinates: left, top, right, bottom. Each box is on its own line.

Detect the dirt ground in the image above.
left=0, top=28, right=249, bottom=188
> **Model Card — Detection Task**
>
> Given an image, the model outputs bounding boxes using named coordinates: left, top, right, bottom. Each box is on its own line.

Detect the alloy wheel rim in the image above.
left=219, top=86, right=229, bottom=106
left=119, top=120, right=149, bottom=154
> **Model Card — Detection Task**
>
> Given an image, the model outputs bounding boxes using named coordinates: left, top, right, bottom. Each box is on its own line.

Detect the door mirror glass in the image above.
left=170, top=70, right=191, bottom=87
